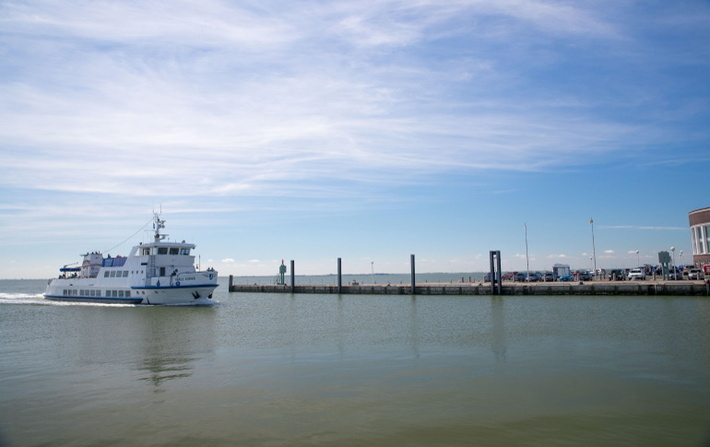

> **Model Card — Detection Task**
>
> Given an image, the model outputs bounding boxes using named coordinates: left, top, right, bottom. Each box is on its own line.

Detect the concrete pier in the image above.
left=229, top=279, right=710, bottom=296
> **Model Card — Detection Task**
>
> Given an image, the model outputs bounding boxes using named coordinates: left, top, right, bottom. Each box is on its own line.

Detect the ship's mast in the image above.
left=153, top=212, right=168, bottom=242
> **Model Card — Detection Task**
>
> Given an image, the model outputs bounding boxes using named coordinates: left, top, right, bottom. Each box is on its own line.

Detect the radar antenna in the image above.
left=153, top=212, right=168, bottom=242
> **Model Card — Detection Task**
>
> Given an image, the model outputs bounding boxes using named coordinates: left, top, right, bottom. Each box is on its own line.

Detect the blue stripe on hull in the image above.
left=44, top=295, right=143, bottom=305
left=131, top=284, right=219, bottom=290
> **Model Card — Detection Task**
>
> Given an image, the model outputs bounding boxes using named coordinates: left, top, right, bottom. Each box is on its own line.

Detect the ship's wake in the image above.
left=0, top=292, right=220, bottom=307
left=0, top=293, right=135, bottom=307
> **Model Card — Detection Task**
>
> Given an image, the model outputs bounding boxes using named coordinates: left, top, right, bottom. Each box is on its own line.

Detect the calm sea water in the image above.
left=1, top=278, right=709, bottom=446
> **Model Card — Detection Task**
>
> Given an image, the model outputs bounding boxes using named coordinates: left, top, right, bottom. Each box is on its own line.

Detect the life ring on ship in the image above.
left=176, top=281, right=180, bottom=286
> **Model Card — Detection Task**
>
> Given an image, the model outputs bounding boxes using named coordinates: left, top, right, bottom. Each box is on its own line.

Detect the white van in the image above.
left=628, top=268, right=645, bottom=280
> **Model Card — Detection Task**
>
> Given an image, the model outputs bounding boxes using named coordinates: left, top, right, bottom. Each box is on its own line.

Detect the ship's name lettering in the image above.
left=182, top=276, right=196, bottom=281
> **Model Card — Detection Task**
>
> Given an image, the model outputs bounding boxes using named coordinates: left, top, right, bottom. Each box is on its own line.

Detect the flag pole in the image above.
left=590, top=217, right=597, bottom=279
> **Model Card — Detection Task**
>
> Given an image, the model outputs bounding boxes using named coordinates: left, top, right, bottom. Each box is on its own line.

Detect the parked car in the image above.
left=502, top=272, right=515, bottom=281
left=577, top=270, right=593, bottom=281
left=525, top=272, right=541, bottom=282
left=608, top=269, right=626, bottom=281
left=628, top=268, right=646, bottom=280
left=668, top=267, right=683, bottom=280
left=514, top=272, right=527, bottom=282
left=687, top=268, right=704, bottom=280
left=558, top=274, right=573, bottom=282
left=541, top=272, right=554, bottom=282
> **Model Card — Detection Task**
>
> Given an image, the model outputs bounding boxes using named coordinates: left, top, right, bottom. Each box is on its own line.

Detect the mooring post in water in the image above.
left=337, top=258, right=342, bottom=294
left=489, top=250, right=502, bottom=295
left=229, top=274, right=233, bottom=291
left=290, top=260, right=295, bottom=293
left=489, top=251, right=495, bottom=295
left=496, top=251, right=502, bottom=295
left=411, top=254, right=416, bottom=295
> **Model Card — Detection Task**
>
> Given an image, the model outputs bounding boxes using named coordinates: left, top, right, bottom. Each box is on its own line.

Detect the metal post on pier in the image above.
left=290, top=260, right=295, bottom=293
left=496, top=251, right=502, bottom=295
left=410, top=254, right=416, bottom=295
left=337, top=258, right=342, bottom=294
left=489, top=251, right=502, bottom=295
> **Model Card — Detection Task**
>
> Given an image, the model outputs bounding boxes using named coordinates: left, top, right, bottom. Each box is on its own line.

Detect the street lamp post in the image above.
left=670, top=247, right=676, bottom=279
left=636, top=250, right=640, bottom=267
left=590, top=218, right=597, bottom=279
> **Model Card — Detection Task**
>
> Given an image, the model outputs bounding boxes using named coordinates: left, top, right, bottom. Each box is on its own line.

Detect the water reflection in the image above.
left=134, top=306, right=217, bottom=392
left=409, top=296, right=420, bottom=358
left=491, top=296, right=506, bottom=362
left=138, top=355, right=195, bottom=390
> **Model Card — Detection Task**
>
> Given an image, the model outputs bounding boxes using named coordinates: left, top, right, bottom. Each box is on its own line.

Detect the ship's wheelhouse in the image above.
left=138, top=244, right=193, bottom=256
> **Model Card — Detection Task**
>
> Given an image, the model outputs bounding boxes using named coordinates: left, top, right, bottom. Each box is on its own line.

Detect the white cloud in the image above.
left=605, top=226, right=687, bottom=231
left=0, top=0, right=654, bottom=205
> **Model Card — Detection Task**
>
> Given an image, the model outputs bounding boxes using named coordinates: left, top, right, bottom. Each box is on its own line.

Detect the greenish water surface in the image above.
left=0, top=279, right=708, bottom=446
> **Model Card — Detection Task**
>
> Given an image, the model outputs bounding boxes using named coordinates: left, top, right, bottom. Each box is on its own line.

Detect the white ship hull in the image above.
left=44, top=213, right=219, bottom=305
left=45, top=280, right=218, bottom=305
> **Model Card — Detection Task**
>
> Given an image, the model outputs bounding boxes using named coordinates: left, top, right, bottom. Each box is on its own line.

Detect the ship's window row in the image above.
left=78, top=289, right=101, bottom=297
left=104, top=270, right=130, bottom=278
left=63, top=289, right=131, bottom=298
left=141, top=247, right=191, bottom=256
left=107, top=290, right=131, bottom=298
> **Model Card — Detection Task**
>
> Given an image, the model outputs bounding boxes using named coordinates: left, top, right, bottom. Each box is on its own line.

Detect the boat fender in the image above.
left=176, top=281, right=180, bottom=287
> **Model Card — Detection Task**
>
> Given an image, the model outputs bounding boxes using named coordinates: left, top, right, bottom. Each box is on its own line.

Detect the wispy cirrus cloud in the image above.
left=1, top=0, right=663, bottom=203
left=603, top=226, right=687, bottom=231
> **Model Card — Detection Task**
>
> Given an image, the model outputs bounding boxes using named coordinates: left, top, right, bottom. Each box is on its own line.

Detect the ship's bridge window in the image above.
left=169, top=248, right=179, bottom=255
left=142, top=248, right=150, bottom=256
left=158, top=247, right=168, bottom=255
left=180, top=248, right=190, bottom=255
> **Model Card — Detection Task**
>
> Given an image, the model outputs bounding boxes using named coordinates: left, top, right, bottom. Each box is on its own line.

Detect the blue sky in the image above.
left=1, top=0, right=708, bottom=279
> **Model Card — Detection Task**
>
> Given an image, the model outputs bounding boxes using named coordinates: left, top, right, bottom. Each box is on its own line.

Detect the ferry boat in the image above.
left=44, top=213, right=218, bottom=305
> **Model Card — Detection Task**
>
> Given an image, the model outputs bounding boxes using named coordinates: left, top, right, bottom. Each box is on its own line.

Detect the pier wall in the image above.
left=229, top=280, right=710, bottom=296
